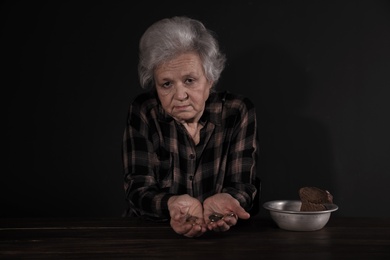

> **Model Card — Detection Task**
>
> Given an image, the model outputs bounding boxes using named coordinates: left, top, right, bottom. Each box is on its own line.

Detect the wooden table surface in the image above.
left=0, top=216, right=389, bottom=259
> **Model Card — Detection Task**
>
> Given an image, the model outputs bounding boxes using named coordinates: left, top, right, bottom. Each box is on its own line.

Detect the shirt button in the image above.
left=189, top=175, right=193, bottom=181
left=189, top=154, right=195, bottom=159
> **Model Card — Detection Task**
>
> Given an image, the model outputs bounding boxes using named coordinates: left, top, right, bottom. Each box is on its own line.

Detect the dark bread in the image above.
left=299, top=187, right=333, bottom=211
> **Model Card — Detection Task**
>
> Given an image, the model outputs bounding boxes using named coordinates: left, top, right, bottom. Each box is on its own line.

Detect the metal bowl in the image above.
left=263, top=200, right=338, bottom=231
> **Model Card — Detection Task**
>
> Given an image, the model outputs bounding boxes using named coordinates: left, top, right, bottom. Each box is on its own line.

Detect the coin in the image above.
left=186, top=215, right=198, bottom=225
left=225, top=212, right=236, bottom=218
left=209, top=213, right=224, bottom=222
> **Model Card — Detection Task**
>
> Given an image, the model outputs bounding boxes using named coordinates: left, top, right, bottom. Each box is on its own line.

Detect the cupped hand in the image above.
left=167, top=194, right=207, bottom=237
left=203, top=193, right=250, bottom=232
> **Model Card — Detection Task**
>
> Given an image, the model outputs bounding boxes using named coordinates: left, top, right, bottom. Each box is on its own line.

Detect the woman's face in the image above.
left=154, top=52, right=213, bottom=124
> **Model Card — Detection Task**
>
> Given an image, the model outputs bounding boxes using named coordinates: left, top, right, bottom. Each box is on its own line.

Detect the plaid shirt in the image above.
left=122, top=90, right=259, bottom=220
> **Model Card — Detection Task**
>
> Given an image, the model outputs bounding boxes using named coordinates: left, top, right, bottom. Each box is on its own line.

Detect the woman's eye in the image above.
left=162, top=82, right=172, bottom=88
left=185, top=78, right=194, bottom=84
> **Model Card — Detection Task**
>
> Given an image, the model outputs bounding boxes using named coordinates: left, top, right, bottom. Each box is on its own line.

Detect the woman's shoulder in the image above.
left=216, top=91, right=255, bottom=111
left=126, top=91, right=161, bottom=120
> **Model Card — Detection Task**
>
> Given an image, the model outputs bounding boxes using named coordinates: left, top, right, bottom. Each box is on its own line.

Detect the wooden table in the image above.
left=0, top=216, right=389, bottom=259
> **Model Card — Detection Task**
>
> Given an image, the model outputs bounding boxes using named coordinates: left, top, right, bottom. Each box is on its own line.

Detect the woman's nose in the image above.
left=174, top=85, right=188, bottom=100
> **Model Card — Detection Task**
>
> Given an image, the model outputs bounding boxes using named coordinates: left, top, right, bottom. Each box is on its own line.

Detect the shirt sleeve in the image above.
left=221, top=96, right=259, bottom=212
left=122, top=96, right=173, bottom=220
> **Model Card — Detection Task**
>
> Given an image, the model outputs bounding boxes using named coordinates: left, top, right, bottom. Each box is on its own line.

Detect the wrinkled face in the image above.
left=154, top=52, right=213, bottom=124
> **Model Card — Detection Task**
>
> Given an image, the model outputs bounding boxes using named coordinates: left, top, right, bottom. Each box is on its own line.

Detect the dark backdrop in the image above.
left=3, top=0, right=390, bottom=218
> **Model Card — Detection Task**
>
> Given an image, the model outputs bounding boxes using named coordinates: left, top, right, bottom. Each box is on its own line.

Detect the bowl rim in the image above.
left=263, top=200, right=338, bottom=214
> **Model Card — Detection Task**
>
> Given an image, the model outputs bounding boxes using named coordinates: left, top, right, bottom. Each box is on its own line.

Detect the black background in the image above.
left=3, top=0, right=390, bottom=218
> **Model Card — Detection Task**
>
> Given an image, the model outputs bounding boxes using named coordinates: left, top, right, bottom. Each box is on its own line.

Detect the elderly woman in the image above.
left=123, top=16, right=259, bottom=238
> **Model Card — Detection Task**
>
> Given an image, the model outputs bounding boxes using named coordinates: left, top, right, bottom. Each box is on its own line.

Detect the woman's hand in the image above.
left=203, top=193, right=250, bottom=232
left=168, top=194, right=207, bottom=237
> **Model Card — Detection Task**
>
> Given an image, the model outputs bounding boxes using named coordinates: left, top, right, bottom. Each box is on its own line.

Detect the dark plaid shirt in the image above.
left=123, top=90, right=259, bottom=220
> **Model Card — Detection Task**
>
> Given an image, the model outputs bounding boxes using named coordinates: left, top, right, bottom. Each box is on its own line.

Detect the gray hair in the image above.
left=138, top=16, right=226, bottom=90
